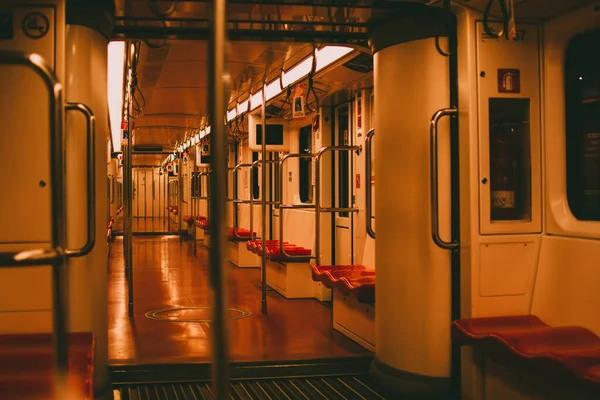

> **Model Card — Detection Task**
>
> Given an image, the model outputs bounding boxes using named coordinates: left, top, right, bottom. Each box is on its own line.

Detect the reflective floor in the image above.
left=108, top=236, right=371, bottom=365
left=112, top=216, right=179, bottom=234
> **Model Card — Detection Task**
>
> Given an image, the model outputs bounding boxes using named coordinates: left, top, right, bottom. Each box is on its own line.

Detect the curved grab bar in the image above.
left=365, top=129, right=375, bottom=239
left=278, top=153, right=317, bottom=261
left=314, top=145, right=361, bottom=265
left=430, top=108, right=459, bottom=250
left=0, top=50, right=68, bottom=398
left=108, top=174, right=115, bottom=204
left=65, top=103, right=96, bottom=258
left=232, top=163, right=254, bottom=240
left=181, top=173, right=188, bottom=203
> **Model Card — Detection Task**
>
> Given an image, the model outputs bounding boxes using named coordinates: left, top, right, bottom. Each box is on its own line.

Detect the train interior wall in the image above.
left=2, top=1, right=600, bottom=399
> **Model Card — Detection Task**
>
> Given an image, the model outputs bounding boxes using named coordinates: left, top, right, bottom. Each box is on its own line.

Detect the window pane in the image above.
left=565, top=30, right=600, bottom=221
left=299, top=125, right=312, bottom=203
left=338, top=105, right=349, bottom=217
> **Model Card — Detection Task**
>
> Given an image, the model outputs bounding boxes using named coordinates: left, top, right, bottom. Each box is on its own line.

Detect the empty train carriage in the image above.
left=0, top=0, right=599, bottom=399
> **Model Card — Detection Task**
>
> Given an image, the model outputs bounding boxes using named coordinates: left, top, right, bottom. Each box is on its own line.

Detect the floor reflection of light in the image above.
left=109, top=273, right=135, bottom=360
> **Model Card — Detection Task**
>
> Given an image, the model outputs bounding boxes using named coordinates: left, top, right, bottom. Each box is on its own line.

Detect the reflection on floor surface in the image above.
left=108, top=236, right=371, bottom=365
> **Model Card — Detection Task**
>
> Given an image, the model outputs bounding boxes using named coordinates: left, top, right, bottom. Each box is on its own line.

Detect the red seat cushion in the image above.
left=452, top=315, right=600, bottom=396
left=311, top=265, right=367, bottom=287
left=227, top=227, right=256, bottom=241
left=0, top=332, right=95, bottom=399
left=267, top=246, right=312, bottom=262
left=196, top=219, right=209, bottom=230
left=311, top=265, right=375, bottom=303
left=246, top=240, right=288, bottom=254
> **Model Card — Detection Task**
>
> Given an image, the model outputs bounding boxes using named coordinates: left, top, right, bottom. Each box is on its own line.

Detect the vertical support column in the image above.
left=123, top=42, right=134, bottom=318
left=261, top=86, right=267, bottom=314
left=369, top=8, right=455, bottom=398
left=64, top=0, right=115, bottom=395
left=208, top=0, right=230, bottom=396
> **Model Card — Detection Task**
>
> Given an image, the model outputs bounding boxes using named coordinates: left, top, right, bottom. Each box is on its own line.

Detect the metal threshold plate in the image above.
left=145, top=306, right=252, bottom=322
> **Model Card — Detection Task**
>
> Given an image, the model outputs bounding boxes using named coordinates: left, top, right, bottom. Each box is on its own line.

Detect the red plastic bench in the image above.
left=311, top=265, right=375, bottom=304
left=0, top=332, right=95, bottom=399
left=196, top=219, right=209, bottom=230
left=245, top=240, right=312, bottom=262
left=452, top=315, right=600, bottom=397
left=227, top=227, right=257, bottom=241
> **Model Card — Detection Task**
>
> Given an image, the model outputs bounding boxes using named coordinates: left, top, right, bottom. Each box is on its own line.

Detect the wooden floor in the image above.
left=108, top=235, right=372, bottom=365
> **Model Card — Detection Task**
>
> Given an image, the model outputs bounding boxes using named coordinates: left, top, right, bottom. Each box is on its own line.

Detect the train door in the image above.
left=334, top=103, right=353, bottom=264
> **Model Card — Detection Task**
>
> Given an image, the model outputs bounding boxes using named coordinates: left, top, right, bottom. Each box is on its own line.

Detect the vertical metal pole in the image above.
left=125, top=43, right=134, bottom=319
left=208, top=0, right=230, bottom=395
left=315, top=155, right=321, bottom=266
left=260, top=87, right=267, bottom=314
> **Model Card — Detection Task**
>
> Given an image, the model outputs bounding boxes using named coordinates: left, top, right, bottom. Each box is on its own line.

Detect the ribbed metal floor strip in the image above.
left=113, top=375, right=395, bottom=400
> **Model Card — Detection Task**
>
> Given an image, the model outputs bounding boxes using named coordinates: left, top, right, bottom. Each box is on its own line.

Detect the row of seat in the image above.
left=311, top=265, right=375, bottom=304
left=246, top=239, right=312, bottom=262
left=0, top=332, right=95, bottom=399
left=453, top=315, right=600, bottom=396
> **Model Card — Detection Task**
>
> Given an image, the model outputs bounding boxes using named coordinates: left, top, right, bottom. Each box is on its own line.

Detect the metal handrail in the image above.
left=0, top=50, right=68, bottom=398
left=65, top=102, right=96, bottom=258
left=181, top=173, right=188, bottom=203
left=232, top=163, right=254, bottom=240
left=277, top=153, right=317, bottom=261
left=108, top=174, right=115, bottom=204
left=430, top=108, right=459, bottom=250
left=314, top=145, right=361, bottom=266
left=365, top=128, right=375, bottom=239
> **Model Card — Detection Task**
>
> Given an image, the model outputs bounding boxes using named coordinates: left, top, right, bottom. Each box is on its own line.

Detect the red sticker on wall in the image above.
left=356, top=173, right=360, bottom=189
left=498, top=69, right=520, bottom=93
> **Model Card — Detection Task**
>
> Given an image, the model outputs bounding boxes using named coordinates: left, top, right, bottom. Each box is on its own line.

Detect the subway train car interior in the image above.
left=1, top=0, right=600, bottom=399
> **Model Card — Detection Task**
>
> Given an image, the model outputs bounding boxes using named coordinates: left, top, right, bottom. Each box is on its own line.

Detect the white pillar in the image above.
left=371, top=25, right=454, bottom=397
left=64, top=13, right=112, bottom=397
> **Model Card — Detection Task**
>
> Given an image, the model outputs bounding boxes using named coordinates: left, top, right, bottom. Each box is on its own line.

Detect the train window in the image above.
left=299, top=125, right=313, bottom=203
left=338, top=104, right=350, bottom=217
left=488, top=98, right=532, bottom=222
left=252, top=152, right=260, bottom=199
left=565, top=30, right=600, bottom=221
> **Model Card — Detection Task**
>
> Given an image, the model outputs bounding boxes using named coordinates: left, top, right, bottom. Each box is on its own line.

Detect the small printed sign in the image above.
left=356, top=174, right=361, bottom=189
left=498, top=69, right=520, bottom=93
left=22, top=12, right=49, bottom=39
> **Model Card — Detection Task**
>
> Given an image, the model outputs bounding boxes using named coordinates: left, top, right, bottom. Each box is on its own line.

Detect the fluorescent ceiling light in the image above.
left=250, top=90, right=263, bottom=110
left=225, top=45, right=355, bottom=129
left=237, top=99, right=249, bottom=115
left=107, top=41, right=126, bottom=152
left=227, top=108, right=237, bottom=122
left=205, top=126, right=211, bottom=135
left=265, top=79, right=282, bottom=101
left=281, top=56, right=313, bottom=88
left=316, top=46, right=353, bottom=71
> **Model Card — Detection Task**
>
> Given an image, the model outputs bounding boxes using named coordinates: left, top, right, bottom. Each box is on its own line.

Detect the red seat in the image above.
left=197, top=215, right=207, bottom=221
left=246, top=240, right=287, bottom=254
left=311, top=265, right=375, bottom=304
left=183, top=215, right=194, bottom=223
left=196, top=219, right=209, bottom=230
left=452, top=315, right=600, bottom=396
left=0, top=332, right=95, bottom=399
left=266, top=246, right=312, bottom=262
left=227, top=227, right=256, bottom=241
